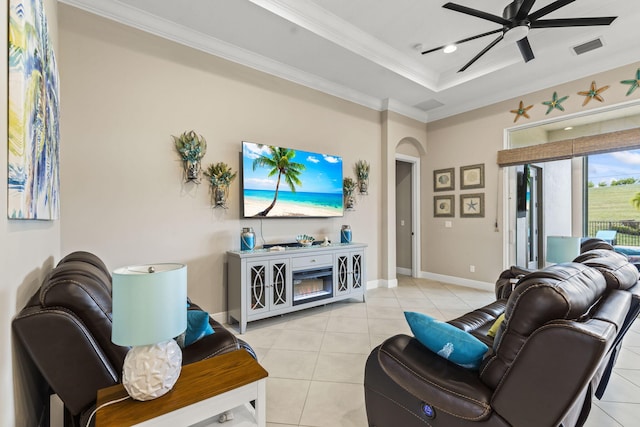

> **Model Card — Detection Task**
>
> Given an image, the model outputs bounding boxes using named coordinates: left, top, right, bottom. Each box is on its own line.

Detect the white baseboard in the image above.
left=418, top=271, right=494, bottom=292
left=396, top=267, right=412, bottom=276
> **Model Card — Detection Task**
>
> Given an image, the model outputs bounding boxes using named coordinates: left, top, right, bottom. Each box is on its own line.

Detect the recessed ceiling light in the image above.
left=443, top=44, right=457, bottom=54
left=564, top=126, right=573, bottom=130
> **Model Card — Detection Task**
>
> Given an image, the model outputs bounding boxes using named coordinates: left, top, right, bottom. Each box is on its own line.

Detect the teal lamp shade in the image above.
left=112, top=263, right=187, bottom=346
left=547, top=236, right=581, bottom=264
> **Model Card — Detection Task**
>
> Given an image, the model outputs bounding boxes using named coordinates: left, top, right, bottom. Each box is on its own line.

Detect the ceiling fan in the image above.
left=422, top=0, right=617, bottom=72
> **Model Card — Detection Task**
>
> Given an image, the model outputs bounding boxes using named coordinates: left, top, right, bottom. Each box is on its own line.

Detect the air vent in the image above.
left=572, top=38, right=604, bottom=55
left=413, top=99, right=444, bottom=112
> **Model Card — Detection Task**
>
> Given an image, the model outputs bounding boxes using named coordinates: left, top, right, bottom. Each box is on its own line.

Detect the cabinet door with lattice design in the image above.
left=270, top=261, right=291, bottom=310
left=335, top=253, right=350, bottom=295
left=351, top=252, right=363, bottom=290
left=247, top=261, right=268, bottom=315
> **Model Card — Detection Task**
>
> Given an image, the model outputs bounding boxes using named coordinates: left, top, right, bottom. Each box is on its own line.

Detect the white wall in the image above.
left=2, top=1, right=61, bottom=425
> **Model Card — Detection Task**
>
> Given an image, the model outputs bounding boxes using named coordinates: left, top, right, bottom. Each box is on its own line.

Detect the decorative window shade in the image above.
left=497, top=140, right=572, bottom=166
left=497, top=127, right=640, bottom=166
left=572, top=128, right=640, bottom=157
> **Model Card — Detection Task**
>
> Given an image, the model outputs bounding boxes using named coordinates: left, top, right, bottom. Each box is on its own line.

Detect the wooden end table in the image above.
left=96, top=350, right=268, bottom=426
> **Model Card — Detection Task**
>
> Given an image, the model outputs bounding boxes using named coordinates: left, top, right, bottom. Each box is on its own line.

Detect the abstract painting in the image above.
left=8, top=0, right=60, bottom=219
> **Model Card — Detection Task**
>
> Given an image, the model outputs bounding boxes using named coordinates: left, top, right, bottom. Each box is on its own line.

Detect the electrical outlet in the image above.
left=400, top=220, right=405, bottom=226
left=469, top=265, right=475, bottom=273
left=445, top=221, right=452, bottom=228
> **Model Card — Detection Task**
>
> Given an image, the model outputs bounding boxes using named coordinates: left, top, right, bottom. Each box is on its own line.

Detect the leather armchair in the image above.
left=365, top=259, right=638, bottom=427
left=12, top=251, right=254, bottom=426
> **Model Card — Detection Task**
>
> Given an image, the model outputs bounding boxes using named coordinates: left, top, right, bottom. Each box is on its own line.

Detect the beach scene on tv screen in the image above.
left=242, top=142, right=344, bottom=217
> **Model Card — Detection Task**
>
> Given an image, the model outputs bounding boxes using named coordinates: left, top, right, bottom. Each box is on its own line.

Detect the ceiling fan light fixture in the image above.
left=443, top=44, right=457, bottom=53
left=503, top=24, right=530, bottom=44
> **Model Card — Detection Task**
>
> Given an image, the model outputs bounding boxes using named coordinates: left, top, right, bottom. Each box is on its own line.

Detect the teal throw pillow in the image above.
left=184, top=310, right=215, bottom=347
left=404, top=311, right=489, bottom=370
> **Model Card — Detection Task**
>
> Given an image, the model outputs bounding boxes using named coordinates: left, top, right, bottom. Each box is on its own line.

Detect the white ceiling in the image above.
left=60, top=0, right=640, bottom=122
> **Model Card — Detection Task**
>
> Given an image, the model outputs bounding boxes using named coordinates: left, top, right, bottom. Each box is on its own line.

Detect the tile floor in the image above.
left=228, top=275, right=640, bottom=427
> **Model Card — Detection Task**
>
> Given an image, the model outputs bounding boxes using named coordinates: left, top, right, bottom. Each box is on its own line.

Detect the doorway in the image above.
left=395, top=154, right=421, bottom=277
left=516, top=164, right=544, bottom=268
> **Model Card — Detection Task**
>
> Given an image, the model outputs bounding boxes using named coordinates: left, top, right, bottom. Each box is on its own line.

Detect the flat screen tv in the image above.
left=241, top=141, right=344, bottom=218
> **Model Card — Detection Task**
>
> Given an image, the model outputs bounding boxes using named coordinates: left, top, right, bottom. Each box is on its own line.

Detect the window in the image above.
left=586, top=149, right=640, bottom=245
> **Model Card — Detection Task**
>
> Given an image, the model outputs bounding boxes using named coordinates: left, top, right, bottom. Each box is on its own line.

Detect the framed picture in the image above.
left=433, top=168, right=455, bottom=192
left=460, top=164, right=485, bottom=190
left=434, top=195, right=454, bottom=217
left=460, top=193, right=484, bottom=218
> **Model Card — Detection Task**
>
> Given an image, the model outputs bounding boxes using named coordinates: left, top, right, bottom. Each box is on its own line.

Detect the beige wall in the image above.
left=426, top=61, right=640, bottom=284
left=3, top=1, right=61, bottom=425
left=58, top=5, right=382, bottom=315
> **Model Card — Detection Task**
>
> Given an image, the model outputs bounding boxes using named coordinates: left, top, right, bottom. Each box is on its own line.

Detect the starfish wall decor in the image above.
left=542, top=92, right=569, bottom=115
left=510, top=101, right=533, bottom=123
left=578, top=81, right=609, bottom=106
left=621, top=68, right=640, bottom=96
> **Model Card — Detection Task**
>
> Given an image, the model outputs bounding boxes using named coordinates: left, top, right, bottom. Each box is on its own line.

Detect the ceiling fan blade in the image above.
left=421, top=28, right=503, bottom=54
left=517, top=37, right=535, bottom=62
left=443, top=2, right=510, bottom=26
left=458, top=34, right=504, bottom=72
left=528, top=0, right=575, bottom=21
left=515, top=0, right=537, bottom=20
left=531, top=16, right=617, bottom=28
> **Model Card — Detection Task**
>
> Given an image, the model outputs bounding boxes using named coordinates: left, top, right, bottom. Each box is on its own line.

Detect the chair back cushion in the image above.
left=574, top=250, right=639, bottom=290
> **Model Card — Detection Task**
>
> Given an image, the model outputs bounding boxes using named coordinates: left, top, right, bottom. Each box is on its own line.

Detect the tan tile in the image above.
left=321, top=331, right=371, bottom=354
left=393, top=286, right=425, bottom=298
left=312, top=352, right=368, bottom=384
left=365, top=297, right=400, bottom=308
left=598, top=372, right=640, bottom=403
left=271, top=329, right=324, bottom=351
left=266, top=378, right=310, bottom=425
left=397, top=297, right=435, bottom=310
left=239, top=328, right=284, bottom=349
left=584, top=402, right=623, bottom=427
left=284, top=315, right=329, bottom=332
left=367, top=317, right=411, bottom=336
left=326, top=316, right=369, bottom=334
left=592, top=401, right=640, bottom=427
left=260, top=349, right=318, bottom=380
left=366, top=306, right=405, bottom=320
left=299, top=381, right=367, bottom=427
left=330, top=301, right=368, bottom=318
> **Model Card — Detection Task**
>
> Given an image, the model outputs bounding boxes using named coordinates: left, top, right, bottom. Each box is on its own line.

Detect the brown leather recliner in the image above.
left=364, top=260, right=637, bottom=427
left=12, top=251, right=255, bottom=427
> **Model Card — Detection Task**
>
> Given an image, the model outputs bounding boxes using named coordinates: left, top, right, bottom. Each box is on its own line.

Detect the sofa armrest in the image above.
left=12, top=308, right=120, bottom=416
left=375, top=334, right=492, bottom=421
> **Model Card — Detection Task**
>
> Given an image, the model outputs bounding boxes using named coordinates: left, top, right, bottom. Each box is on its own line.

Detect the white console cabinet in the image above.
left=227, top=243, right=366, bottom=333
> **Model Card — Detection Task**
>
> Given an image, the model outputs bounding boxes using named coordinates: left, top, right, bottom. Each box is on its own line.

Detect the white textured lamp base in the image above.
left=122, top=339, right=182, bottom=401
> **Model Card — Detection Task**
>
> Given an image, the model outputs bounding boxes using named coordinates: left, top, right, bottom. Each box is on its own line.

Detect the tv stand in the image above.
left=227, top=243, right=366, bottom=333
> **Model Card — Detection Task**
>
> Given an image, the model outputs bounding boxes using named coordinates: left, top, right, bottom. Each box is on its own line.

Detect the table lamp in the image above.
left=112, top=263, right=187, bottom=401
left=547, top=236, right=581, bottom=264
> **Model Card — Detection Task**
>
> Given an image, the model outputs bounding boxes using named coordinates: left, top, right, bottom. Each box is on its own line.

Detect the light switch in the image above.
left=400, top=220, right=405, bottom=226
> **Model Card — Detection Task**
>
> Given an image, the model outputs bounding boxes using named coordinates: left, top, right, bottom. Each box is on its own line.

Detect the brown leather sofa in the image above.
left=364, top=246, right=639, bottom=427
left=12, top=251, right=255, bottom=427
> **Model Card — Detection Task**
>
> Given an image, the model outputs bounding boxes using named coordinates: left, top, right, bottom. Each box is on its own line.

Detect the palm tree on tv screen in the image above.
left=252, top=146, right=305, bottom=216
